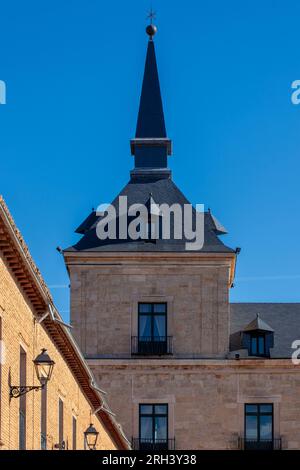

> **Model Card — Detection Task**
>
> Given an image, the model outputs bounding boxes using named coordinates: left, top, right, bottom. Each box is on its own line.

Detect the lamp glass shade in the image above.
left=84, top=424, right=99, bottom=450
left=33, top=349, right=55, bottom=385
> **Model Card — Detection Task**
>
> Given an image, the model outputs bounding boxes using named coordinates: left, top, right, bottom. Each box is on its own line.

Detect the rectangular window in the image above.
left=41, top=383, right=47, bottom=449
left=245, top=404, right=273, bottom=450
left=250, top=334, right=266, bottom=356
left=137, top=303, right=168, bottom=354
left=72, top=416, right=77, bottom=450
left=139, top=404, right=168, bottom=450
left=58, top=398, right=64, bottom=450
left=19, top=347, right=26, bottom=450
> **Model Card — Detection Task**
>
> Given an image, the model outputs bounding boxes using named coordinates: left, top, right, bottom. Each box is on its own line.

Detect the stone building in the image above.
left=63, top=24, right=300, bottom=450
left=0, top=196, right=130, bottom=450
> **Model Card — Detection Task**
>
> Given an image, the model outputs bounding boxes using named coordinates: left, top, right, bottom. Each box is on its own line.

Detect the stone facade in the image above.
left=65, top=251, right=300, bottom=450
left=88, top=360, right=300, bottom=450
left=68, top=252, right=235, bottom=359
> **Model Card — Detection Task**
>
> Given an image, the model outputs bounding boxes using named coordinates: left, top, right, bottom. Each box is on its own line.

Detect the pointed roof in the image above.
left=63, top=22, right=235, bottom=256
left=130, top=23, right=172, bottom=164
left=64, top=176, right=234, bottom=253
left=135, top=39, right=166, bottom=138
left=243, top=314, right=274, bottom=333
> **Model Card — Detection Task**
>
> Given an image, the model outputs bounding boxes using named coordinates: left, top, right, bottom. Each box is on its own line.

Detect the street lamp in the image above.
left=84, top=423, right=99, bottom=450
left=10, top=348, right=55, bottom=398
left=33, top=348, right=55, bottom=385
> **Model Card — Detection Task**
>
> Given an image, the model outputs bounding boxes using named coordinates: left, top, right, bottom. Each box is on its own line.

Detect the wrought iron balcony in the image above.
left=238, top=437, right=282, bottom=450
left=132, top=438, right=175, bottom=451
left=131, top=336, right=173, bottom=356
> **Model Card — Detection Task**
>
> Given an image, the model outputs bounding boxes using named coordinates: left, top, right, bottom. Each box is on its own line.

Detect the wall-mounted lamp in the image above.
left=10, top=348, right=55, bottom=398
left=84, top=423, right=99, bottom=450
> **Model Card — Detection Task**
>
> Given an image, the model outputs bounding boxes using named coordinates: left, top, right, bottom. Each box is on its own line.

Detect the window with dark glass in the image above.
left=41, top=383, right=47, bottom=449
left=139, top=404, right=168, bottom=450
left=250, top=333, right=266, bottom=356
left=19, top=347, right=26, bottom=450
left=138, top=303, right=168, bottom=354
left=58, top=398, right=64, bottom=450
left=72, top=416, right=77, bottom=450
left=245, top=404, right=274, bottom=450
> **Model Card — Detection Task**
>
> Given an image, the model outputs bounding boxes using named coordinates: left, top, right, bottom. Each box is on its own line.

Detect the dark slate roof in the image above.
left=64, top=174, right=234, bottom=253
left=243, top=314, right=274, bottom=333
left=75, top=210, right=98, bottom=234
left=230, top=303, right=300, bottom=358
left=209, top=212, right=228, bottom=235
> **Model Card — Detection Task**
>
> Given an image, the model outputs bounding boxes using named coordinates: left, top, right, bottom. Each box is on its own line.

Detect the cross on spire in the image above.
left=147, top=7, right=156, bottom=24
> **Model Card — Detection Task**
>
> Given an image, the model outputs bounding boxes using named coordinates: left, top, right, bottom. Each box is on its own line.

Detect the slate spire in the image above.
left=130, top=19, right=172, bottom=174
left=135, top=37, right=166, bottom=138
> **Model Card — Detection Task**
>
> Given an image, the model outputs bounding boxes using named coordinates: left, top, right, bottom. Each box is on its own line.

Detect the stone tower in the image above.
left=63, top=22, right=240, bottom=450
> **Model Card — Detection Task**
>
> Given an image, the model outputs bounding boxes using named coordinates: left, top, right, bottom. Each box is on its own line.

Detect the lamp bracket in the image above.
left=10, top=385, right=43, bottom=399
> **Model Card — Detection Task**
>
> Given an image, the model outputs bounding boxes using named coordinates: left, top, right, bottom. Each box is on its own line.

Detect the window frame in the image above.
left=138, top=303, right=167, bottom=342
left=244, top=403, right=274, bottom=442
left=249, top=332, right=267, bottom=357
left=72, top=415, right=77, bottom=450
left=139, top=403, right=169, bottom=444
left=58, top=398, right=64, bottom=450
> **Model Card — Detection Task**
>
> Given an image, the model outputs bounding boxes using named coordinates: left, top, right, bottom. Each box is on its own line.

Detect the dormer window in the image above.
left=241, top=314, right=274, bottom=358
left=250, top=332, right=266, bottom=357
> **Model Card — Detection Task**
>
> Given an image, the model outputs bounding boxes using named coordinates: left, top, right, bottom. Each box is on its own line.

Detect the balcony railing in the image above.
left=131, top=336, right=173, bottom=356
left=132, top=438, right=175, bottom=451
left=238, top=437, right=282, bottom=450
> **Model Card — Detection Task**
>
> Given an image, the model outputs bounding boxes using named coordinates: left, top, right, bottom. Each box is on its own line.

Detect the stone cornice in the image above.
left=87, top=358, right=300, bottom=373
left=64, top=251, right=236, bottom=286
left=64, top=251, right=236, bottom=262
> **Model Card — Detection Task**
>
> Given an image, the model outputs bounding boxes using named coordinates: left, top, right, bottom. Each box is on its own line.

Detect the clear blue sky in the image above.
left=1, top=0, right=300, bottom=321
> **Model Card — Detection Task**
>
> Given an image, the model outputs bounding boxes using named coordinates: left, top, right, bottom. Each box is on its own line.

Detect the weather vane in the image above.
left=147, top=7, right=156, bottom=25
